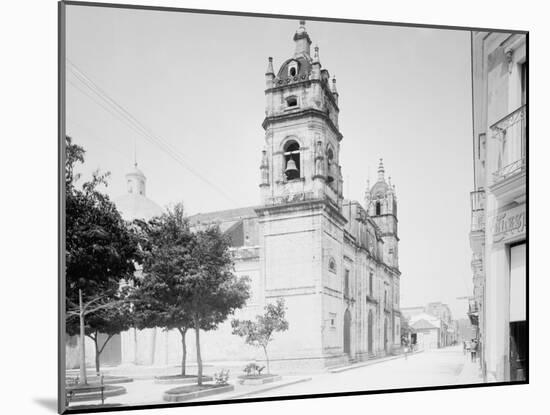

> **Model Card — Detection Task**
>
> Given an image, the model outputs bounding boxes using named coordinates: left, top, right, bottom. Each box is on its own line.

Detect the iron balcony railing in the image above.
left=491, top=105, right=526, bottom=183
left=470, top=190, right=486, bottom=232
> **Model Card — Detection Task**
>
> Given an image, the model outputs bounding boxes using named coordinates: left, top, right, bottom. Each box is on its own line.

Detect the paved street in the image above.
left=67, top=345, right=483, bottom=410
left=249, top=345, right=483, bottom=399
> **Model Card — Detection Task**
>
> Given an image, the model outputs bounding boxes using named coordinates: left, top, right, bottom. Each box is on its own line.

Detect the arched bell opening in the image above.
left=283, top=140, right=301, bottom=180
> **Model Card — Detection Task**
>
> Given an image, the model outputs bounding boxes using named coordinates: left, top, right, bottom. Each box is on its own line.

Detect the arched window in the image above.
left=328, top=258, right=337, bottom=273
left=326, top=147, right=335, bottom=184
left=288, top=61, right=298, bottom=78
left=283, top=140, right=301, bottom=180
left=286, top=96, right=298, bottom=107
left=375, top=200, right=381, bottom=215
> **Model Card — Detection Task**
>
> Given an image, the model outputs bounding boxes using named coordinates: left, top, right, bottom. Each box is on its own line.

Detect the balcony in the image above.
left=470, top=190, right=486, bottom=232
left=490, top=105, right=527, bottom=202
left=467, top=299, right=480, bottom=326
left=470, top=190, right=485, bottom=252
left=366, top=294, right=378, bottom=304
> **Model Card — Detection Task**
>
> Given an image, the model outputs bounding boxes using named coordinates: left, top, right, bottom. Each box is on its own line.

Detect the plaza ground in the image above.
left=67, top=345, right=483, bottom=409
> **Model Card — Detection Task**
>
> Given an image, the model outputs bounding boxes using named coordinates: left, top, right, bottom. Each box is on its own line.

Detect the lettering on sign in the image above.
left=492, top=205, right=526, bottom=243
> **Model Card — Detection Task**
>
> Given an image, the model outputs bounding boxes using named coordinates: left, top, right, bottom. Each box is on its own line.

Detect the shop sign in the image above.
left=492, top=204, right=526, bottom=243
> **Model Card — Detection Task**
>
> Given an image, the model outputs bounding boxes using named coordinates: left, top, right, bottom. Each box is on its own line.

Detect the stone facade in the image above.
left=470, top=31, right=527, bottom=382
left=66, top=21, right=403, bottom=373
left=184, top=21, right=402, bottom=371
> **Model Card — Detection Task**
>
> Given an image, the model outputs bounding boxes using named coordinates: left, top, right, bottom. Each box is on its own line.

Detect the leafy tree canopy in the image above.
left=65, top=135, right=143, bottom=314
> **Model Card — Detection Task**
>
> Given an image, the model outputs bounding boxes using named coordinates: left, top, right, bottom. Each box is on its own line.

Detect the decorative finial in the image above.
left=313, top=45, right=319, bottom=63
left=134, top=137, right=137, bottom=168
left=266, top=56, right=274, bottom=75
left=377, top=158, right=385, bottom=181
left=331, top=76, right=338, bottom=95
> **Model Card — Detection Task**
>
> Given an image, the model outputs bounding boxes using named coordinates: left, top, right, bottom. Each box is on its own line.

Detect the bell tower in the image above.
left=259, top=20, right=343, bottom=209
left=255, top=21, right=349, bottom=370
left=365, top=159, right=399, bottom=269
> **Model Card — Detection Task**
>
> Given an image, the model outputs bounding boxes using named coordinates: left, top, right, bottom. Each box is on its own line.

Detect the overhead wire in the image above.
left=66, top=59, right=239, bottom=206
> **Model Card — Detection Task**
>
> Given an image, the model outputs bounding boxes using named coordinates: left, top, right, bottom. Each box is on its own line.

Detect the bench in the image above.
left=65, top=375, right=105, bottom=407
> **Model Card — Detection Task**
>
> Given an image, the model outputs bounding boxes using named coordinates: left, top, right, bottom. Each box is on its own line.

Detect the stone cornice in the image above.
left=255, top=197, right=348, bottom=226
left=262, top=107, right=342, bottom=142
left=265, top=78, right=340, bottom=112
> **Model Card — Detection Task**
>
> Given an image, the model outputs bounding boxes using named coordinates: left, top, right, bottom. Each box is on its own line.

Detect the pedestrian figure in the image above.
left=463, top=340, right=467, bottom=355
left=404, top=342, right=410, bottom=360
left=470, top=339, right=478, bottom=362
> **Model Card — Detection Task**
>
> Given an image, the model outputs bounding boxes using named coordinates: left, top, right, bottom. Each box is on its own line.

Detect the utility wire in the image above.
left=66, top=59, right=239, bottom=206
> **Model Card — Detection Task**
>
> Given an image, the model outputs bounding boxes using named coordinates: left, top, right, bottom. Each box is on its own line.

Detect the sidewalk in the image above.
left=329, top=350, right=424, bottom=374
left=193, top=375, right=312, bottom=402
left=455, top=354, right=483, bottom=385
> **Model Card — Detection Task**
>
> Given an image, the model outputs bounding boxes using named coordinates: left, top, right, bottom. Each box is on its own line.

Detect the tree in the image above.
left=131, top=204, right=195, bottom=376
left=65, top=136, right=142, bottom=384
left=134, top=207, right=250, bottom=383
left=231, top=298, right=289, bottom=374
left=184, top=227, right=251, bottom=385
left=66, top=285, right=134, bottom=374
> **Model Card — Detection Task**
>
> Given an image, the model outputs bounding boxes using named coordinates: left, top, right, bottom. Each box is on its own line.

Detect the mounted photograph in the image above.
left=59, top=1, right=528, bottom=413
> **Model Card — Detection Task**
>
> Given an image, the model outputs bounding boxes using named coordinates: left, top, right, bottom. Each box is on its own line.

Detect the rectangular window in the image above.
left=344, top=269, right=350, bottom=297
left=510, top=243, right=526, bottom=322
left=369, top=272, right=373, bottom=296
left=520, top=62, right=527, bottom=106
left=329, top=313, right=337, bottom=329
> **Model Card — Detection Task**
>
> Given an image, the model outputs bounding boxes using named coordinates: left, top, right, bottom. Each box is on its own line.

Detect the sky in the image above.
left=65, top=4, right=475, bottom=318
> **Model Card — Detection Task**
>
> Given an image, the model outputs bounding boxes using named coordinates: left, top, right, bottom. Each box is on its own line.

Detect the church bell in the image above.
left=285, top=158, right=299, bottom=180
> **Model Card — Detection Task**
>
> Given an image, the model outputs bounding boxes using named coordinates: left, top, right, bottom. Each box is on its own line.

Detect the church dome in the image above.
left=368, top=158, right=393, bottom=199
left=276, top=56, right=312, bottom=83
left=114, top=163, right=163, bottom=221
left=115, top=194, right=163, bottom=221
left=370, top=180, right=389, bottom=198
left=127, top=164, right=145, bottom=178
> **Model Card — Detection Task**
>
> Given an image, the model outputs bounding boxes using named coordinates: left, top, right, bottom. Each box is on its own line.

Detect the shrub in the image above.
left=213, top=369, right=230, bottom=385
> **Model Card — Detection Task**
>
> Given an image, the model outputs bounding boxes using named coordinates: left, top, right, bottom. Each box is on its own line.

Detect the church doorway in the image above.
left=343, top=309, right=351, bottom=356
left=368, top=310, right=374, bottom=354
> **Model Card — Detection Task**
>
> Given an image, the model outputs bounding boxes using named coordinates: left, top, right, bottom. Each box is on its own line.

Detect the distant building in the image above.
left=408, top=313, right=443, bottom=350
left=401, top=303, right=457, bottom=348
left=470, top=31, right=527, bottom=382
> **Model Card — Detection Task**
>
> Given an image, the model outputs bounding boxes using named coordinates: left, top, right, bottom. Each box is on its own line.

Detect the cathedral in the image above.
left=67, top=20, right=402, bottom=373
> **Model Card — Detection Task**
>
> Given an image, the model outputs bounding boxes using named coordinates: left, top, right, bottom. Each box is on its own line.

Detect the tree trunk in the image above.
left=262, top=346, right=270, bottom=374
left=78, top=289, right=88, bottom=385
left=89, top=333, right=114, bottom=376
left=89, top=333, right=100, bottom=375
left=179, top=328, right=187, bottom=376
left=194, top=318, right=202, bottom=386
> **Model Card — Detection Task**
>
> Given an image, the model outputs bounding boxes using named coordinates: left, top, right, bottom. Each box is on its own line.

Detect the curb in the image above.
left=329, top=351, right=425, bottom=374
left=228, top=377, right=312, bottom=399
left=238, top=375, right=282, bottom=386
left=163, top=384, right=235, bottom=402
left=155, top=375, right=213, bottom=385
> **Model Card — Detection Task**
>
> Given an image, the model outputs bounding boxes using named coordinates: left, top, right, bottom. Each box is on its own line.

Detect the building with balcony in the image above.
left=470, top=31, right=527, bottom=382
